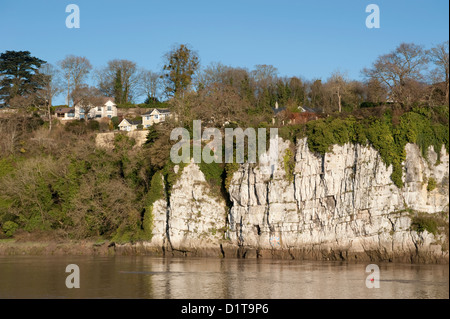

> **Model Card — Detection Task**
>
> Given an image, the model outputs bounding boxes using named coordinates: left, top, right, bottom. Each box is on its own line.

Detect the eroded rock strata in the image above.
left=116, top=138, right=449, bottom=263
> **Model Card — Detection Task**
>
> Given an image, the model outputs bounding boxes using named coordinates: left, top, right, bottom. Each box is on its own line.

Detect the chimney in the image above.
left=275, top=101, right=279, bottom=109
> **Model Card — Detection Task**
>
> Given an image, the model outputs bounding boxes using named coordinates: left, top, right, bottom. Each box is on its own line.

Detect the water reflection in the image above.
left=0, top=256, right=448, bottom=299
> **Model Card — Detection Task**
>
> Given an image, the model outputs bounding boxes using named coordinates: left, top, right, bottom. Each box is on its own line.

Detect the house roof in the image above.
left=142, top=108, right=171, bottom=116
left=55, top=107, right=74, bottom=113
left=299, top=106, right=319, bottom=113
left=120, top=118, right=142, bottom=125
left=272, top=107, right=287, bottom=115
left=102, top=97, right=116, bottom=104
left=74, top=97, right=116, bottom=108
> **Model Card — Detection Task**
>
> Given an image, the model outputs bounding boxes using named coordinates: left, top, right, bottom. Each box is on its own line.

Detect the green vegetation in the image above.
left=2, top=221, right=18, bottom=237
left=0, top=122, right=157, bottom=241
left=427, top=177, right=437, bottom=192
left=410, top=211, right=448, bottom=236
left=162, top=44, right=200, bottom=97
left=199, top=160, right=222, bottom=184
left=224, top=163, right=240, bottom=192
left=283, top=148, right=295, bottom=182
left=145, top=126, right=158, bottom=146
left=162, top=161, right=186, bottom=196
left=285, top=106, right=450, bottom=188
left=0, top=157, right=14, bottom=178
left=0, top=51, right=46, bottom=107
left=110, top=116, right=120, bottom=129
left=112, top=172, right=165, bottom=243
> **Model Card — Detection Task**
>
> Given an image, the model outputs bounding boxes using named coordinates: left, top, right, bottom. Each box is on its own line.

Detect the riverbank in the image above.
left=0, top=239, right=448, bottom=264
left=0, top=239, right=114, bottom=256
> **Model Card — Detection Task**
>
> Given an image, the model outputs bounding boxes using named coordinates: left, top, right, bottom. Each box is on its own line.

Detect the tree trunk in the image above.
left=67, top=78, right=71, bottom=107
left=47, top=97, right=52, bottom=131
left=338, top=92, right=342, bottom=113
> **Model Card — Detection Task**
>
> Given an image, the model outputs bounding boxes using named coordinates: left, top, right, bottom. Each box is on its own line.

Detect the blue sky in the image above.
left=0, top=0, right=448, bottom=103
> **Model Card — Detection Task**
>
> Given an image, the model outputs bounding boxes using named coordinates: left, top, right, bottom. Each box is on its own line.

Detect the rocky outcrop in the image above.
left=138, top=161, right=227, bottom=257
left=134, top=138, right=449, bottom=263
left=95, top=130, right=148, bottom=149
left=166, top=163, right=227, bottom=254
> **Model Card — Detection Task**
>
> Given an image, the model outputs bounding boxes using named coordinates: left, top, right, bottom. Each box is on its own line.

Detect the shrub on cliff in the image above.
left=283, top=148, right=295, bottom=183
left=2, top=221, right=18, bottom=237
left=410, top=212, right=448, bottom=236
left=427, top=177, right=437, bottom=192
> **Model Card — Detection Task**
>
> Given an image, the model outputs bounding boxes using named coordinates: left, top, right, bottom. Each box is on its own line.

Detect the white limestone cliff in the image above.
left=137, top=139, right=448, bottom=263
left=227, top=138, right=448, bottom=262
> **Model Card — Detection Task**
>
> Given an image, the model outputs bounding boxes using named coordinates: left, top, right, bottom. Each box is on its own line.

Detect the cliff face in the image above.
left=227, top=139, right=448, bottom=262
left=146, top=163, right=228, bottom=256
left=128, top=138, right=449, bottom=263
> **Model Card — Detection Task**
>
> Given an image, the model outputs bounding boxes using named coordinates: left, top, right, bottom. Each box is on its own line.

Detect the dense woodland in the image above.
left=0, top=41, right=448, bottom=241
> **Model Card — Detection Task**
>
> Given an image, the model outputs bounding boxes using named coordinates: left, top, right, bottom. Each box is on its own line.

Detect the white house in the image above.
left=142, top=108, right=171, bottom=128
left=118, top=118, right=142, bottom=131
left=75, top=97, right=117, bottom=120
left=56, top=97, right=117, bottom=121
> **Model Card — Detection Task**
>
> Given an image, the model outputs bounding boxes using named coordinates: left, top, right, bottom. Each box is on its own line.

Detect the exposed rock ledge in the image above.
left=116, top=138, right=449, bottom=263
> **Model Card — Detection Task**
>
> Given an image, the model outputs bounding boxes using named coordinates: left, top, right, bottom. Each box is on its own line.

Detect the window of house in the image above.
left=107, top=106, right=112, bottom=111
left=67, top=113, right=74, bottom=117
left=80, top=114, right=85, bottom=119
left=80, top=109, right=84, bottom=113
left=107, top=115, right=112, bottom=118
left=97, top=107, right=101, bottom=111
left=146, top=116, right=150, bottom=120
left=154, top=114, right=159, bottom=119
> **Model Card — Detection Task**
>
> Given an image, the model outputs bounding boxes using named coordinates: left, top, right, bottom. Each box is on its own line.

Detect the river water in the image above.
left=0, top=256, right=448, bottom=299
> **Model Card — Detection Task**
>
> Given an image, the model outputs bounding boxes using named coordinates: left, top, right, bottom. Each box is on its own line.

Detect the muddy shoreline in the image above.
left=0, top=240, right=448, bottom=264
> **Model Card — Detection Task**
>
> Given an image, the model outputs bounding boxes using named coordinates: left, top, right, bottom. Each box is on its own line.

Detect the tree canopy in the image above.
left=0, top=51, right=46, bottom=107
left=162, top=44, right=200, bottom=98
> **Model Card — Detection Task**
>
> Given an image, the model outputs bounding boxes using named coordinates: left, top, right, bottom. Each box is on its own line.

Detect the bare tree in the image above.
left=196, top=62, right=231, bottom=89
left=428, top=41, right=449, bottom=104
left=0, top=117, right=19, bottom=154
left=327, top=71, right=348, bottom=112
left=138, top=69, right=161, bottom=102
left=366, top=78, right=388, bottom=104
left=58, top=55, right=92, bottom=107
left=35, top=63, right=63, bottom=131
left=8, top=95, right=34, bottom=109
left=96, top=59, right=139, bottom=103
left=251, top=64, right=278, bottom=95
left=192, top=83, right=250, bottom=126
left=307, top=79, right=328, bottom=112
left=363, top=43, right=428, bottom=106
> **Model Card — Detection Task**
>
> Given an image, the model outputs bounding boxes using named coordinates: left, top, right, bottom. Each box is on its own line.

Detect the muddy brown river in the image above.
left=0, top=256, right=448, bottom=299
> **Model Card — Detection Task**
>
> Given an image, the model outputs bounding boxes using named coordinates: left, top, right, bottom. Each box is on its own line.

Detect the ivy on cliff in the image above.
left=302, top=106, right=449, bottom=188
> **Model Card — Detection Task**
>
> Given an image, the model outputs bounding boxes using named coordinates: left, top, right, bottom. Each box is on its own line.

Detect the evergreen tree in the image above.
left=114, top=69, right=123, bottom=104
left=0, top=50, right=46, bottom=107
